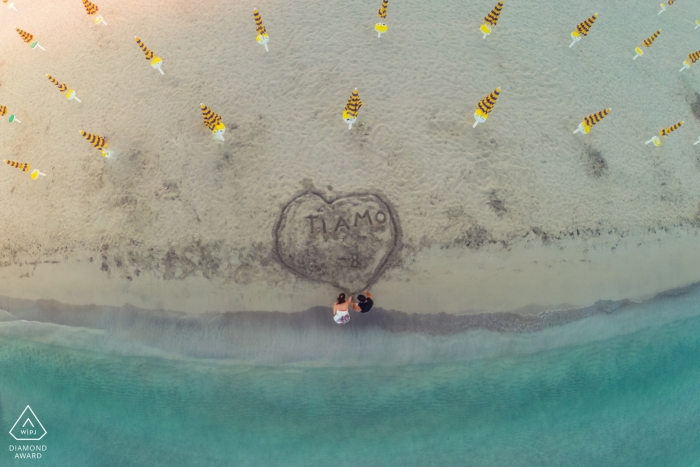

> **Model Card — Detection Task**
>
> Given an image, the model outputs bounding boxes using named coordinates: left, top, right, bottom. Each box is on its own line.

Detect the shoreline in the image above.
left=0, top=268, right=698, bottom=337
left=0, top=282, right=695, bottom=335
left=1, top=279, right=699, bottom=366
left=0, top=224, right=697, bottom=315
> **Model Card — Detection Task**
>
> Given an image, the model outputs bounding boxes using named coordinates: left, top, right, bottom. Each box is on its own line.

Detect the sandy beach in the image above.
left=0, top=0, right=699, bottom=315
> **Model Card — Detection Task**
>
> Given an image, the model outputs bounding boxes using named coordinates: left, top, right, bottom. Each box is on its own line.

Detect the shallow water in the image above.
left=2, top=289, right=700, bottom=466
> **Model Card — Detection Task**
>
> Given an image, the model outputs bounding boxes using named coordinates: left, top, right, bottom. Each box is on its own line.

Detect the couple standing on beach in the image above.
left=333, top=290, right=374, bottom=324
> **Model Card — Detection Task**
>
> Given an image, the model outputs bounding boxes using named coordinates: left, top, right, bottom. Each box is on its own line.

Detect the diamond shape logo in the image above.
left=9, top=406, right=46, bottom=441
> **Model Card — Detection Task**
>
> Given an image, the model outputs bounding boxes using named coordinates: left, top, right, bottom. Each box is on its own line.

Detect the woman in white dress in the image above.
left=333, top=293, right=352, bottom=324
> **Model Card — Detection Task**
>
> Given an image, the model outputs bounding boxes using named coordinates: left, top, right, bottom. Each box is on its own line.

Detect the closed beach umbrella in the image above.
left=634, top=30, right=661, bottom=59
left=473, top=87, right=500, bottom=128
left=46, top=75, right=81, bottom=102
left=253, top=9, right=269, bottom=51
left=16, top=28, right=45, bottom=50
left=660, top=121, right=683, bottom=137
left=200, top=105, right=221, bottom=129
left=47, top=75, right=67, bottom=93
left=135, top=37, right=154, bottom=60
left=375, top=0, right=388, bottom=38
left=4, top=159, right=45, bottom=179
left=82, top=0, right=107, bottom=25
left=4, top=160, right=30, bottom=172
left=200, top=104, right=226, bottom=141
left=16, top=28, right=32, bottom=43
left=480, top=1, right=503, bottom=39
left=645, top=121, right=683, bottom=146
left=134, top=37, right=164, bottom=74
left=80, top=130, right=111, bottom=157
left=574, top=108, right=611, bottom=134
left=658, top=0, right=674, bottom=15
left=643, top=30, right=662, bottom=47
left=342, top=89, right=363, bottom=130
left=569, top=14, right=597, bottom=48
left=680, top=50, right=700, bottom=72
left=0, top=105, right=21, bottom=124
left=377, top=0, right=388, bottom=19
left=81, top=0, right=98, bottom=15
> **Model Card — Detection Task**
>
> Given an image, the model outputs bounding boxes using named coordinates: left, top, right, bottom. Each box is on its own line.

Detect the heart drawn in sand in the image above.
left=274, top=192, right=400, bottom=292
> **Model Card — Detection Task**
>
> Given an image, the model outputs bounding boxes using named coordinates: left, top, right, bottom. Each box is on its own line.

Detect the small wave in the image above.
left=0, top=282, right=699, bottom=364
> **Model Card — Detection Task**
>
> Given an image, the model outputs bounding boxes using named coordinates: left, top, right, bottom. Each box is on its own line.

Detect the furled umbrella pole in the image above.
left=573, top=108, right=610, bottom=134
left=645, top=121, right=683, bottom=146
left=375, top=0, right=388, bottom=38
left=473, top=87, right=500, bottom=128
left=253, top=9, right=269, bottom=52
left=680, top=50, right=700, bottom=72
left=82, top=0, right=106, bottom=25
left=16, top=28, right=45, bottom=50
left=200, top=104, right=226, bottom=141
left=3, top=0, right=17, bottom=11
left=134, top=37, right=164, bottom=75
left=658, top=0, right=674, bottom=15
left=633, top=30, right=661, bottom=60
left=4, top=159, right=45, bottom=180
left=80, top=130, right=111, bottom=157
left=480, top=1, right=503, bottom=39
left=46, top=75, right=81, bottom=102
left=342, top=89, right=362, bottom=130
left=0, top=105, right=21, bottom=124
left=569, top=14, right=597, bottom=48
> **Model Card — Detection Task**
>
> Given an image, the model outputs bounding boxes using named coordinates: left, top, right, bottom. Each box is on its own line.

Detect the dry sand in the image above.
left=0, top=0, right=699, bottom=315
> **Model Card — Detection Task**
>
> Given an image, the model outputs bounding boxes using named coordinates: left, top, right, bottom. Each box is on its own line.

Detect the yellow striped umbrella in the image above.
left=134, top=37, right=164, bottom=74
left=4, top=159, right=30, bottom=172
left=480, top=1, right=503, bottom=39
left=473, top=88, right=500, bottom=128
left=254, top=8, right=269, bottom=51
left=342, top=89, right=363, bottom=129
left=80, top=130, right=111, bottom=157
left=16, top=28, right=44, bottom=50
left=82, top=0, right=106, bottom=24
left=4, top=159, right=45, bottom=179
left=658, top=0, right=674, bottom=15
left=680, top=50, right=700, bottom=72
left=375, top=0, right=388, bottom=38
left=634, top=30, right=661, bottom=60
left=645, top=121, right=683, bottom=146
left=569, top=14, right=597, bottom=48
left=574, top=108, right=610, bottom=134
left=200, top=104, right=226, bottom=141
left=46, top=75, right=81, bottom=102
left=0, top=105, right=21, bottom=123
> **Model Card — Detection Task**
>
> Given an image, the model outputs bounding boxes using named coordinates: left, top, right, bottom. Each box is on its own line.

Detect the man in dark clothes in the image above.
left=352, top=290, right=374, bottom=313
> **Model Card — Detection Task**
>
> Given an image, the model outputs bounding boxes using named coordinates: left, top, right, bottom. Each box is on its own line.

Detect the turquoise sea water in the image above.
left=2, top=291, right=700, bottom=466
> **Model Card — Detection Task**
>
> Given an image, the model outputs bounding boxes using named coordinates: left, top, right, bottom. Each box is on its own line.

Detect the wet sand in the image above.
left=0, top=224, right=697, bottom=314
left=0, top=280, right=698, bottom=338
